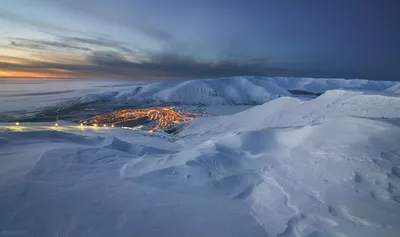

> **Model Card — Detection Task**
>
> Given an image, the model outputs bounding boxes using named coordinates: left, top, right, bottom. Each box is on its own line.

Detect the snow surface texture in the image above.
left=1, top=78, right=400, bottom=237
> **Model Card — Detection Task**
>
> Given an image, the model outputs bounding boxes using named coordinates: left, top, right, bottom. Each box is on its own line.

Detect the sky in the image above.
left=0, top=0, right=399, bottom=80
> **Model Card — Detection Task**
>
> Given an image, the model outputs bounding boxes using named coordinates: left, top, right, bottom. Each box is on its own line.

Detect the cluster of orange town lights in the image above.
left=80, top=106, right=205, bottom=132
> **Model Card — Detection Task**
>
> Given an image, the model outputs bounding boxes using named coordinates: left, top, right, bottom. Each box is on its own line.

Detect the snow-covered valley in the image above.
left=1, top=77, right=400, bottom=237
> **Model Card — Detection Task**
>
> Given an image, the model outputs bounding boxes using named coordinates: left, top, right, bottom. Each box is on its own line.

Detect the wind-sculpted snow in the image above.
left=121, top=117, right=400, bottom=237
left=0, top=126, right=265, bottom=237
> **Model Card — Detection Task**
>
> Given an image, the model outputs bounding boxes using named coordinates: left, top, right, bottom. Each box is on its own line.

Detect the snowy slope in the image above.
left=180, top=90, right=400, bottom=137
left=113, top=77, right=291, bottom=105
left=385, top=83, right=400, bottom=94
left=267, top=77, right=396, bottom=93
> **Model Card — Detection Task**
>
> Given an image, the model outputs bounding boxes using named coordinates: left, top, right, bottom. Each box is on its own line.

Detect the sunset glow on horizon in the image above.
left=0, top=69, right=66, bottom=78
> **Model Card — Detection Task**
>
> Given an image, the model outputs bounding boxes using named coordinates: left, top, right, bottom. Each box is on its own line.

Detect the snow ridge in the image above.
left=385, top=83, right=400, bottom=94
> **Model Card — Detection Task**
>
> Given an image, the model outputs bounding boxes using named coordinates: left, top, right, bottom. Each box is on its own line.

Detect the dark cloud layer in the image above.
left=11, top=38, right=91, bottom=51
left=88, top=51, right=286, bottom=78
left=3, top=35, right=288, bottom=79
left=61, top=37, right=135, bottom=54
left=2, top=49, right=392, bottom=80
left=9, top=36, right=136, bottom=54
left=0, top=50, right=287, bottom=79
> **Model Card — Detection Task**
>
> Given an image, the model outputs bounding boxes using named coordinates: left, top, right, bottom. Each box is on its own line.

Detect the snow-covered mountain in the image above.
left=267, top=77, right=396, bottom=93
left=80, top=77, right=397, bottom=105
left=1, top=77, right=396, bottom=116
left=83, top=77, right=292, bottom=105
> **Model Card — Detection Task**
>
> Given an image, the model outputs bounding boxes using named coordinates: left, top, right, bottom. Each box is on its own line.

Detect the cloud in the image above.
left=86, top=51, right=287, bottom=78
left=0, top=51, right=288, bottom=79
left=10, top=38, right=92, bottom=51
left=0, top=10, right=89, bottom=36
left=39, top=0, right=175, bottom=43
left=10, top=40, right=44, bottom=50
left=129, top=21, right=175, bottom=45
left=8, top=36, right=137, bottom=55
left=61, top=36, right=135, bottom=54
